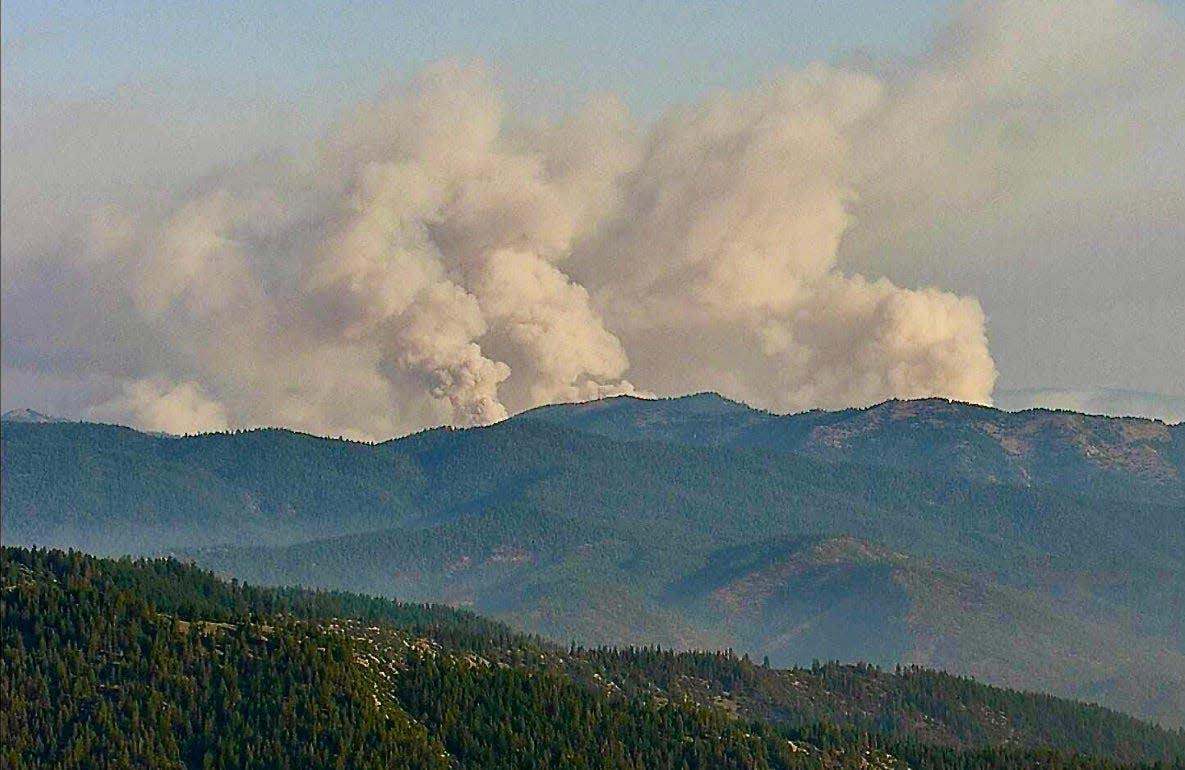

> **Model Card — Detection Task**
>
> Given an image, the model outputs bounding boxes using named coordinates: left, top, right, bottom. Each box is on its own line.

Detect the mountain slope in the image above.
left=4, top=397, right=1184, bottom=725
left=5, top=547, right=1183, bottom=769
left=0, top=422, right=426, bottom=551
left=523, top=395, right=1185, bottom=500
left=192, top=527, right=1185, bottom=725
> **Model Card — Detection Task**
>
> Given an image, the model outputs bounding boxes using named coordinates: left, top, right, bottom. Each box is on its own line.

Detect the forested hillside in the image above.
left=523, top=395, right=1185, bottom=499
left=4, top=547, right=1183, bottom=770
left=4, top=397, right=1184, bottom=725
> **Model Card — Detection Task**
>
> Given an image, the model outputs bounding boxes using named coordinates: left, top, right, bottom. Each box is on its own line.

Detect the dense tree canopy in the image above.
left=3, top=547, right=1182, bottom=769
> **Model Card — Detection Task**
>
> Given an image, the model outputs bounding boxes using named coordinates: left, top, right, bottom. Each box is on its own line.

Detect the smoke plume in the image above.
left=4, top=0, right=1181, bottom=438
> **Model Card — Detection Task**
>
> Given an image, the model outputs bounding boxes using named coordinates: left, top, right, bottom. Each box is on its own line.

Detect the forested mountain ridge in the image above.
left=522, top=394, right=1185, bottom=499
left=4, top=547, right=1183, bottom=769
left=4, top=396, right=1184, bottom=726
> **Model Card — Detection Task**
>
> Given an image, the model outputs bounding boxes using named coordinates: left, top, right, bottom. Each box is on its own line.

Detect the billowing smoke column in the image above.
left=11, top=62, right=996, bottom=438
left=65, top=59, right=993, bottom=438
left=76, top=64, right=647, bottom=437
left=21, top=0, right=1177, bottom=438
left=570, top=66, right=994, bottom=414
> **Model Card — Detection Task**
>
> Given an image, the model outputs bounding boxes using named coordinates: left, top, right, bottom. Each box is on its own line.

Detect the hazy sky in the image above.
left=3, top=1, right=1183, bottom=435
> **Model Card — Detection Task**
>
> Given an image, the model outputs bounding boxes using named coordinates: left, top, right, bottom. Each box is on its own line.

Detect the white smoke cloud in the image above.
left=570, top=64, right=995, bottom=412
left=3, top=1, right=1181, bottom=438
left=295, top=61, right=641, bottom=427
left=393, top=282, right=511, bottom=426
left=474, top=248, right=636, bottom=408
left=88, top=379, right=229, bottom=435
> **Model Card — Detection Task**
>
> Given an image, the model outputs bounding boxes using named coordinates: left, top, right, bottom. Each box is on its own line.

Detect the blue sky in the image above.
left=3, top=1, right=958, bottom=122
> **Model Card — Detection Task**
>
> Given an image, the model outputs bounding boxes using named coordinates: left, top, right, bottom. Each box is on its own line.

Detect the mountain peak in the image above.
left=1, top=408, right=66, bottom=424
left=517, top=391, right=765, bottom=445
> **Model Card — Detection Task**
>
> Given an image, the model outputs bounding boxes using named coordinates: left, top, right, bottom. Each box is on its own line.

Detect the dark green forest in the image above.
left=3, top=547, right=1183, bottom=769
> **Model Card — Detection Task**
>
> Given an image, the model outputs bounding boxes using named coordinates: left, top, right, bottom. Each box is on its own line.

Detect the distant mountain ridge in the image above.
left=1, top=408, right=66, bottom=424
left=3, top=395, right=1184, bottom=726
left=995, top=388, right=1185, bottom=425
left=525, top=394, right=1185, bottom=496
